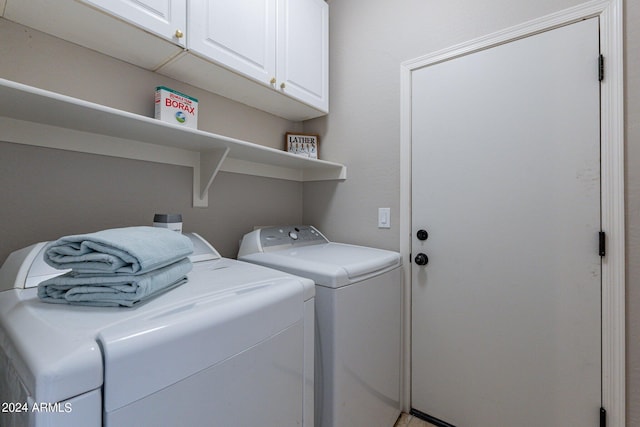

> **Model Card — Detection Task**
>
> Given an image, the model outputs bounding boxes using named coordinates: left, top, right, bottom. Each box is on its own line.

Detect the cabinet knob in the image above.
left=270, top=77, right=277, bottom=85
left=175, top=29, right=184, bottom=39
left=280, top=82, right=286, bottom=89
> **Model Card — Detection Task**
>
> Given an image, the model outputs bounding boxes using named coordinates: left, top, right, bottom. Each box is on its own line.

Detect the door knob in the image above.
left=417, top=229, right=429, bottom=241
left=414, top=253, right=429, bottom=266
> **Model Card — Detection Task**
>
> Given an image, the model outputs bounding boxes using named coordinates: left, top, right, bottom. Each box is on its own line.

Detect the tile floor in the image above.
left=394, top=412, right=438, bottom=427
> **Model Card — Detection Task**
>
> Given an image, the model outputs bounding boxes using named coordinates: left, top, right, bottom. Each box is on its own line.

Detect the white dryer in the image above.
left=0, top=233, right=315, bottom=427
left=238, top=225, right=402, bottom=427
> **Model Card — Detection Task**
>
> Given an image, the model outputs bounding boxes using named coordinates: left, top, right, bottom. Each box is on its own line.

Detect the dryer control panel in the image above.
left=238, top=226, right=329, bottom=256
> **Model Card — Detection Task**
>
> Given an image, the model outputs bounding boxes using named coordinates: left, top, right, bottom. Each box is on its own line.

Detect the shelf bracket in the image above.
left=193, top=147, right=230, bottom=208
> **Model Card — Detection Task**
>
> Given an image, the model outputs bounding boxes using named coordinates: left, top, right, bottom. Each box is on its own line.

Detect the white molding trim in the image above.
left=399, top=1, right=625, bottom=425
left=399, top=61, right=413, bottom=414
left=598, top=1, right=626, bottom=426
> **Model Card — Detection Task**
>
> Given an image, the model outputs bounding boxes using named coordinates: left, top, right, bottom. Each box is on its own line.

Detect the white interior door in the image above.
left=410, top=18, right=601, bottom=426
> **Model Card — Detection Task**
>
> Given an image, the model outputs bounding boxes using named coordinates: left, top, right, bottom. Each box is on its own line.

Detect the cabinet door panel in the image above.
left=82, top=0, right=186, bottom=46
left=189, top=0, right=277, bottom=85
left=277, top=0, right=328, bottom=111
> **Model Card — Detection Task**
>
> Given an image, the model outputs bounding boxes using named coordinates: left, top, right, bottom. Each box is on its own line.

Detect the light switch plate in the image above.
left=378, top=208, right=391, bottom=228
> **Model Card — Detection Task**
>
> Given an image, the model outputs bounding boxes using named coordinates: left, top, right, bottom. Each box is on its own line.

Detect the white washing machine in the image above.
left=0, top=233, right=315, bottom=427
left=238, top=225, right=402, bottom=427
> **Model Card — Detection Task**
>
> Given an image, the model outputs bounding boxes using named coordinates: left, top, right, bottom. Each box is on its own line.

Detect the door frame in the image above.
left=399, top=0, right=625, bottom=425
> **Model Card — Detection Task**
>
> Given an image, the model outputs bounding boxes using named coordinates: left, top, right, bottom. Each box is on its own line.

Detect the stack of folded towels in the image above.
left=38, top=226, right=194, bottom=307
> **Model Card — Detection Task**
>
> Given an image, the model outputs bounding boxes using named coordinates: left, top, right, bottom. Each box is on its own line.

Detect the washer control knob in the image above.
left=289, top=231, right=298, bottom=240
left=414, top=253, right=429, bottom=266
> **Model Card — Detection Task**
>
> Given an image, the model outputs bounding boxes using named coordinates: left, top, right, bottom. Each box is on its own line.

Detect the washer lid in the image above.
left=240, top=242, right=401, bottom=288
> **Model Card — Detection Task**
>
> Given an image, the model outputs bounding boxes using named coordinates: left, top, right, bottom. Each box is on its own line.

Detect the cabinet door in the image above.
left=189, top=0, right=277, bottom=86
left=277, top=0, right=328, bottom=111
left=81, top=0, right=187, bottom=47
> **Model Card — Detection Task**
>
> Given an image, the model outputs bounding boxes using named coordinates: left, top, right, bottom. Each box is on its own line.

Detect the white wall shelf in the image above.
left=0, top=78, right=346, bottom=207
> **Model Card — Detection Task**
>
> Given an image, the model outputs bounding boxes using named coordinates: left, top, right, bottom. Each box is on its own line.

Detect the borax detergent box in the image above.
left=155, top=86, right=198, bottom=129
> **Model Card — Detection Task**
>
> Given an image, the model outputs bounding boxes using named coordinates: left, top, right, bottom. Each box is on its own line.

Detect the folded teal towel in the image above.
left=37, top=258, right=192, bottom=307
left=44, top=226, right=194, bottom=275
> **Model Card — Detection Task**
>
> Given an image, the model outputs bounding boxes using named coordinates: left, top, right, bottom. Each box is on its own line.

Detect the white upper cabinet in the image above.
left=158, top=0, right=328, bottom=120
left=81, top=0, right=187, bottom=47
left=188, top=0, right=277, bottom=86
left=183, top=0, right=328, bottom=114
left=277, top=0, right=328, bottom=112
left=2, top=0, right=328, bottom=121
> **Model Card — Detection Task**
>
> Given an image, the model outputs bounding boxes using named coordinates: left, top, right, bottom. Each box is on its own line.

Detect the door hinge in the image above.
left=600, top=407, right=607, bottom=427
left=599, top=231, right=606, bottom=257
left=599, top=54, right=605, bottom=81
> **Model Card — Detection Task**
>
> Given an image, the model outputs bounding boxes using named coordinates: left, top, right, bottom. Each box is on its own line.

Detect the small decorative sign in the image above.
left=285, top=133, right=319, bottom=159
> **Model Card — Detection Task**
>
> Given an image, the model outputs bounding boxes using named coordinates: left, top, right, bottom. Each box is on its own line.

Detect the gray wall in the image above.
left=0, top=142, right=303, bottom=260
left=0, top=17, right=303, bottom=260
left=303, top=0, right=639, bottom=424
